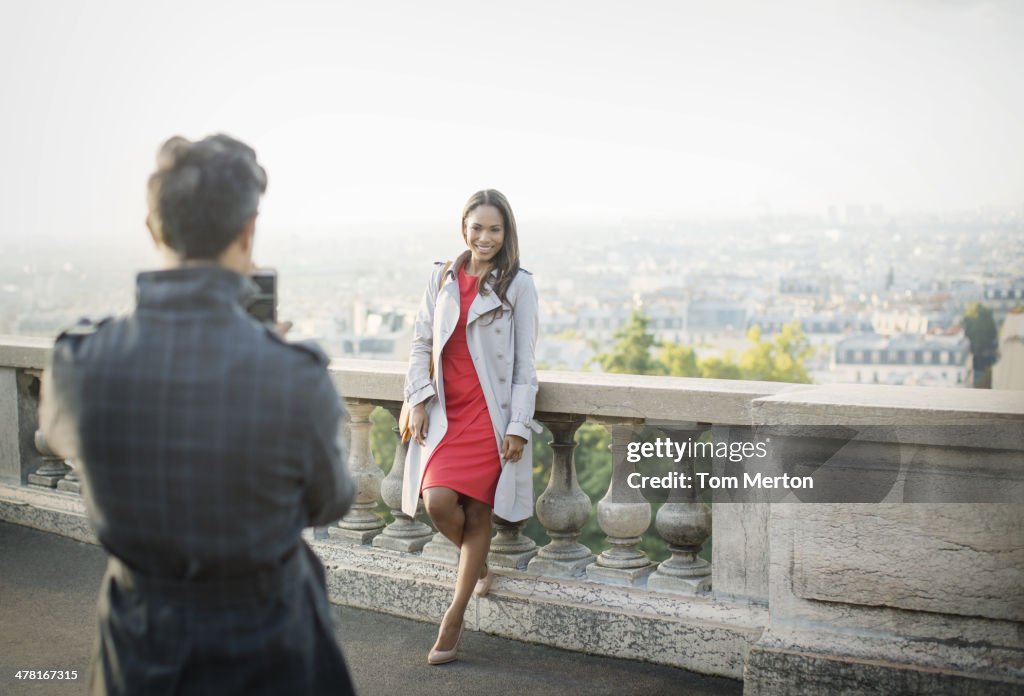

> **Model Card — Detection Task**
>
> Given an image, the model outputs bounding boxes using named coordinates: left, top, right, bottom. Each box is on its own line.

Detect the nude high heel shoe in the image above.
left=474, top=565, right=494, bottom=598
left=427, top=624, right=464, bottom=665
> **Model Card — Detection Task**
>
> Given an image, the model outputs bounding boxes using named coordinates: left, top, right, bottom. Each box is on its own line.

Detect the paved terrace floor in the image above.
left=1, top=522, right=741, bottom=696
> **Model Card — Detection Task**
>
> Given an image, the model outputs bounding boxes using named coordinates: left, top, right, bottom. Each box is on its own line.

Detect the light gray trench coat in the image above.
left=402, top=261, right=541, bottom=523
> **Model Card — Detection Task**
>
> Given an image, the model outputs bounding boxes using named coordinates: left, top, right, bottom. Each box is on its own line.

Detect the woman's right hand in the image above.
left=410, top=402, right=429, bottom=445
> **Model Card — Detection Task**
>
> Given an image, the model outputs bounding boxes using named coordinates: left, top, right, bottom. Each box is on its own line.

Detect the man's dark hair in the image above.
left=146, top=134, right=268, bottom=260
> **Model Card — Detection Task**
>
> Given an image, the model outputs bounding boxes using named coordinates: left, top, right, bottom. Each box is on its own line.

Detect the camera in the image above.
left=247, top=269, right=277, bottom=323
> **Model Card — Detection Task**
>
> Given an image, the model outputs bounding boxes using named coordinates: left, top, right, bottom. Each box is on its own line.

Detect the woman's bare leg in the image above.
left=431, top=496, right=493, bottom=652
left=422, top=487, right=491, bottom=569
left=423, top=487, right=465, bottom=546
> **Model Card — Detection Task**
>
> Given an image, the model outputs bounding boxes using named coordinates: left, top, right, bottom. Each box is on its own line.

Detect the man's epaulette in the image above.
left=55, top=317, right=112, bottom=343
left=262, top=325, right=330, bottom=367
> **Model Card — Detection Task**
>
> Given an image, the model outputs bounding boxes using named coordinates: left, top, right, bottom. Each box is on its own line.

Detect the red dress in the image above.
left=420, top=267, right=502, bottom=505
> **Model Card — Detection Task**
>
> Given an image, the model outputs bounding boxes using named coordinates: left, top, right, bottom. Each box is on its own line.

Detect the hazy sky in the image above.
left=1, top=0, right=1022, bottom=244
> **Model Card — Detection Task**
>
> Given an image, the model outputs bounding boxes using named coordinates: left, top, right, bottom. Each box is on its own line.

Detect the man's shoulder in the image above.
left=55, top=316, right=114, bottom=339
left=52, top=316, right=117, bottom=355
left=259, top=324, right=330, bottom=369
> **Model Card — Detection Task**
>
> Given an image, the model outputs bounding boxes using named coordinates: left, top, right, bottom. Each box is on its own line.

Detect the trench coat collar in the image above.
left=443, top=264, right=503, bottom=325
left=135, top=265, right=256, bottom=315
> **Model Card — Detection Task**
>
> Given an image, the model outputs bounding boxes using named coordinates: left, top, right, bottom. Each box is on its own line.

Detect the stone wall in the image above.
left=1, top=336, right=1022, bottom=693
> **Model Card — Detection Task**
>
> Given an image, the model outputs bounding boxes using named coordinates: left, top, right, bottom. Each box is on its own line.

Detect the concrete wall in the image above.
left=742, top=386, right=1024, bottom=694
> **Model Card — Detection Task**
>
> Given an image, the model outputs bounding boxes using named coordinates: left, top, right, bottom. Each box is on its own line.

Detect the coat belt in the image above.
left=105, top=544, right=306, bottom=606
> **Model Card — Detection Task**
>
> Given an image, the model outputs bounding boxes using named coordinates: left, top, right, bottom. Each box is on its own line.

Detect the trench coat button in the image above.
left=501, top=402, right=509, bottom=408
left=496, top=328, right=502, bottom=334
left=497, top=353, right=503, bottom=359
left=499, top=377, right=506, bottom=383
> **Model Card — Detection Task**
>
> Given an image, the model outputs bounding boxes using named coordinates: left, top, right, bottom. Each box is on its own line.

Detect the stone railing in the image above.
left=1, top=335, right=1022, bottom=695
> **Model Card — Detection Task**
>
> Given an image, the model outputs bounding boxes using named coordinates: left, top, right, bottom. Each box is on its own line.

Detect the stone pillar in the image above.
left=0, top=367, right=21, bottom=484
left=27, top=430, right=70, bottom=489
left=329, top=401, right=385, bottom=544
left=707, top=424, right=769, bottom=602
left=420, top=531, right=461, bottom=565
left=528, top=413, right=595, bottom=577
left=373, top=404, right=433, bottom=553
left=12, top=369, right=44, bottom=485
left=56, top=460, right=81, bottom=494
left=489, top=514, right=537, bottom=569
left=586, top=419, right=656, bottom=585
left=648, top=423, right=712, bottom=594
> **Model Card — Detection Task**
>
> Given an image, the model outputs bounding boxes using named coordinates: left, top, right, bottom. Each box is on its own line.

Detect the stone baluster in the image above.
left=647, top=422, right=712, bottom=594
left=488, top=514, right=537, bottom=569
left=528, top=413, right=595, bottom=577
left=329, top=401, right=385, bottom=544
left=27, top=430, right=70, bottom=489
left=420, top=530, right=461, bottom=565
left=56, top=460, right=81, bottom=494
left=586, top=419, right=656, bottom=585
left=373, top=404, right=433, bottom=553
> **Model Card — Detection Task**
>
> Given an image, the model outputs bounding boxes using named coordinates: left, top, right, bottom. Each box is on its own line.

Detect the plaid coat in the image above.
left=40, top=265, right=356, bottom=696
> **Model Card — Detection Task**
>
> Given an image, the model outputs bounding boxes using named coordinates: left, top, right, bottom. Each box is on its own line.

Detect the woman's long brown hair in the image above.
left=455, top=189, right=521, bottom=308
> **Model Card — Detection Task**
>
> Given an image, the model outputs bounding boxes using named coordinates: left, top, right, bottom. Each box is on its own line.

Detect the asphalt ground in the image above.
left=0, top=521, right=742, bottom=696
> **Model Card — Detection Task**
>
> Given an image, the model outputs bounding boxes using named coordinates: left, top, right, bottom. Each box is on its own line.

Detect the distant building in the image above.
left=686, top=299, right=746, bottom=330
left=629, top=272, right=685, bottom=294
left=576, top=307, right=631, bottom=337
left=832, top=332, right=973, bottom=387
left=950, top=279, right=985, bottom=308
left=537, top=337, right=595, bottom=371
left=539, top=308, right=576, bottom=336
left=983, top=279, right=1024, bottom=323
left=992, top=311, right=1024, bottom=390
left=871, top=311, right=931, bottom=336
left=749, top=313, right=871, bottom=340
left=747, top=313, right=872, bottom=384
left=336, top=302, right=413, bottom=360
left=778, top=275, right=826, bottom=298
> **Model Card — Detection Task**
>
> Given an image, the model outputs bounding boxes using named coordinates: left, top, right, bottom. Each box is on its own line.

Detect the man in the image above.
left=40, top=134, right=356, bottom=695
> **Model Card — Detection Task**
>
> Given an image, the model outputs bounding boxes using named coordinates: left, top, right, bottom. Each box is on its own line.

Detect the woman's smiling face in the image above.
left=463, top=204, right=505, bottom=266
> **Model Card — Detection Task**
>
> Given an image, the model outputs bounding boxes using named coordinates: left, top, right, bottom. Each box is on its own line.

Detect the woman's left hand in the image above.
left=501, top=434, right=528, bottom=464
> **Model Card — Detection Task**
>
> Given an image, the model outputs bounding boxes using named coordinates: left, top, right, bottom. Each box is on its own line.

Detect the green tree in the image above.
left=963, top=302, right=998, bottom=379
left=593, top=312, right=667, bottom=375
left=658, top=342, right=700, bottom=377
left=592, top=311, right=812, bottom=384
left=369, top=406, right=397, bottom=474
left=738, top=322, right=813, bottom=383
left=697, top=354, right=744, bottom=380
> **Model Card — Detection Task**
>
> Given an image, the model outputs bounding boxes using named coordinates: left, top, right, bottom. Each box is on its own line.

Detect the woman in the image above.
left=401, top=189, right=540, bottom=665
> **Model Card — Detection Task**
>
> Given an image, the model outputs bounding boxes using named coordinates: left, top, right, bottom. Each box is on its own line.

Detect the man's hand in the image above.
left=275, top=320, right=293, bottom=337
left=411, top=403, right=429, bottom=445
left=501, top=434, right=527, bottom=464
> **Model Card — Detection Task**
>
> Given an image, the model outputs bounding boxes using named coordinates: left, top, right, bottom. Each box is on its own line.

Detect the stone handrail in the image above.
left=1, top=335, right=1022, bottom=694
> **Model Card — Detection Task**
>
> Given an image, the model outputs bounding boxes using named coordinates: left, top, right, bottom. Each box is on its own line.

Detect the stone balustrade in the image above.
left=1, top=335, right=1022, bottom=695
